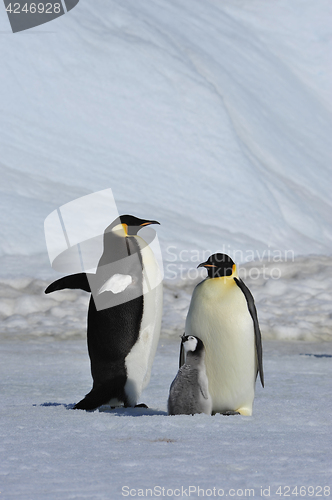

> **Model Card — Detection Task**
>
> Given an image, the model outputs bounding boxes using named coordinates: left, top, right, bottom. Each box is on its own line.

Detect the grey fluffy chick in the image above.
left=168, top=335, right=212, bottom=416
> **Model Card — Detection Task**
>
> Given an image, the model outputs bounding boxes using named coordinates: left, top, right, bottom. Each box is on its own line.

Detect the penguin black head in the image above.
left=106, top=215, right=160, bottom=236
left=181, top=334, right=204, bottom=354
left=197, top=253, right=235, bottom=278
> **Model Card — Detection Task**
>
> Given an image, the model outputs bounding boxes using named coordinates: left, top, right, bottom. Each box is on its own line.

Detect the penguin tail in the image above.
left=45, top=273, right=92, bottom=294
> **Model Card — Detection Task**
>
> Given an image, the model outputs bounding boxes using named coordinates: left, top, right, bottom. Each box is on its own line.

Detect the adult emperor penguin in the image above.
left=183, top=253, right=264, bottom=416
left=45, top=215, right=163, bottom=410
left=168, top=335, right=212, bottom=416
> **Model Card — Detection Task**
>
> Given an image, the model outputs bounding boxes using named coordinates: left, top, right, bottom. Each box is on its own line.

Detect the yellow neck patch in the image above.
left=209, top=264, right=238, bottom=284
left=111, top=223, right=128, bottom=237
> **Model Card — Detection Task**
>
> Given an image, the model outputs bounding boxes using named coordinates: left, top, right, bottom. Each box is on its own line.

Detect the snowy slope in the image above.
left=0, top=0, right=331, bottom=270
left=0, top=0, right=331, bottom=342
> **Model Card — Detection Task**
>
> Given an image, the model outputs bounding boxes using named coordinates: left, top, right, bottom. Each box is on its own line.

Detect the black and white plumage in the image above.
left=45, top=215, right=163, bottom=410
left=168, top=335, right=212, bottom=416
left=184, top=253, right=264, bottom=416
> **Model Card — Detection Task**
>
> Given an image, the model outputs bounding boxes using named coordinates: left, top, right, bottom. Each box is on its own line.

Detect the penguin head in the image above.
left=197, top=253, right=236, bottom=279
left=181, top=334, right=204, bottom=354
left=106, top=215, right=160, bottom=237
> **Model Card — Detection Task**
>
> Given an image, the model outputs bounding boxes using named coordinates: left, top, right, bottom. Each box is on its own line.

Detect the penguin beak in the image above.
left=197, top=262, right=216, bottom=269
left=140, top=220, right=160, bottom=227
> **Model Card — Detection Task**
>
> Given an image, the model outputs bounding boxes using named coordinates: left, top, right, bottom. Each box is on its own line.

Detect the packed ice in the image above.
left=0, top=0, right=331, bottom=497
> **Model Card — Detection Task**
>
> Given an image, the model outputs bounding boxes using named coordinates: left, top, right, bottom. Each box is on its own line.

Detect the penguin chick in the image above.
left=168, top=335, right=212, bottom=416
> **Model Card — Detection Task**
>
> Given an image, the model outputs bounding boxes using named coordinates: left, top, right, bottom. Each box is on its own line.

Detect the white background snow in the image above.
left=0, top=0, right=331, bottom=498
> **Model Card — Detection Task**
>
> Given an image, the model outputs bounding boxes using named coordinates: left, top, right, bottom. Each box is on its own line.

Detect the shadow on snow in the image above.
left=37, top=402, right=167, bottom=416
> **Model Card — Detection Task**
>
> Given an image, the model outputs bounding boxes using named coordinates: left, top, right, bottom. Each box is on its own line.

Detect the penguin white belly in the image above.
left=124, top=236, right=163, bottom=405
left=185, top=278, right=257, bottom=415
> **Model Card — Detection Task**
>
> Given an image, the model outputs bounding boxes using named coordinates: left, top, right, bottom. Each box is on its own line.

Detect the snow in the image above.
left=0, top=0, right=331, bottom=266
left=1, top=256, right=332, bottom=342
left=1, top=0, right=332, bottom=496
left=1, top=338, right=331, bottom=499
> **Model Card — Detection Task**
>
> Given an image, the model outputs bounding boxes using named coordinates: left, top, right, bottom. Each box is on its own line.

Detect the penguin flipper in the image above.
left=45, top=273, right=92, bottom=294
left=234, top=277, right=264, bottom=388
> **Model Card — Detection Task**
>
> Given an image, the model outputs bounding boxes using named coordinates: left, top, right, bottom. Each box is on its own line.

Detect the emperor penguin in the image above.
left=45, top=215, right=163, bottom=410
left=168, top=335, right=212, bottom=416
left=183, top=253, right=264, bottom=416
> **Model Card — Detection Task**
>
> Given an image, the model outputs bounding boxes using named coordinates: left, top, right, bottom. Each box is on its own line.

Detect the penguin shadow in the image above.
left=37, top=402, right=76, bottom=410
left=97, top=405, right=167, bottom=417
left=300, top=354, right=332, bottom=358
left=37, top=402, right=167, bottom=416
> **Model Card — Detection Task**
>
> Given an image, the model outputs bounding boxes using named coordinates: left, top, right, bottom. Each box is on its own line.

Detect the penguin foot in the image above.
left=135, top=403, right=148, bottom=409
left=222, top=410, right=241, bottom=416
left=73, top=399, right=97, bottom=411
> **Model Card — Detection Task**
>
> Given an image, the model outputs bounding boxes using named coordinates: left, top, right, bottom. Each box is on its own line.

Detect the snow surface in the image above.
left=1, top=338, right=331, bottom=499
left=1, top=0, right=332, bottom=497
